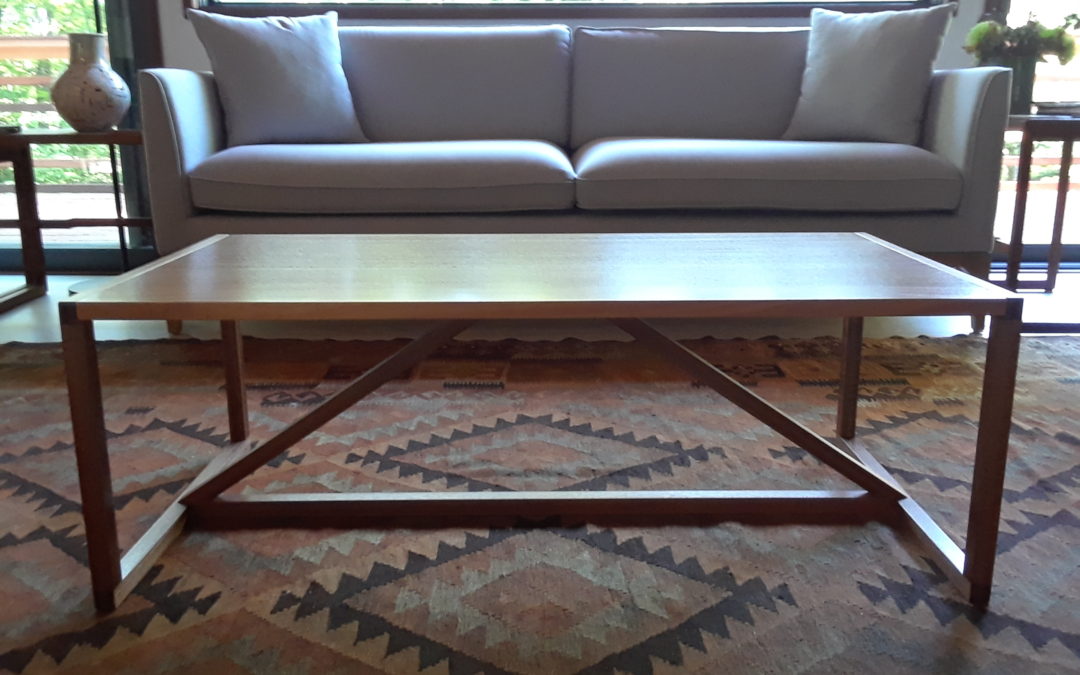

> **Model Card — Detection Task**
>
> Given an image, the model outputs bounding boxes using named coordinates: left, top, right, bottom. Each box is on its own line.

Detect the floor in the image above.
left=2, top=271, right=1076, bottom=345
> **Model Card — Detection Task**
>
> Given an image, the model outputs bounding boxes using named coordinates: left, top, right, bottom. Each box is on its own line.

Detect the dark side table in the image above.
left=0, top=129, right=150, bottom=314
left=1004, top=115, right=1078, bottom=293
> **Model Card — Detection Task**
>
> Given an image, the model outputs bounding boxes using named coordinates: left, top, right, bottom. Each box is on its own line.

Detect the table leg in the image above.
left=964, top=300, right=1023, bottom=608
left=1005, top=128, right=1034, bottom=291
left=0, top=145, right=47, bottom=314
left=0, top=280, right=46, bottom=314
left=222, top=321, right=248, bottom=443
left=107, top=143, right=131, bottom=272
left=12, top=145, right=46, bottom=289
left=837, top=317, right=863, bottom=440
left=1044, top=139, right=1072, bottom=293
left=60, top=303, right=121, bottom=613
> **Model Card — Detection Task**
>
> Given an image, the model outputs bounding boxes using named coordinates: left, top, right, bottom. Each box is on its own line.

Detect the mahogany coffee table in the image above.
left=59, top=232, right=1022, bottom=613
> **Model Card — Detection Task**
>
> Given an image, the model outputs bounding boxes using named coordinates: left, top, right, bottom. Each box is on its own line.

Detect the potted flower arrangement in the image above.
left=964, top=14, right=1078, bottom=114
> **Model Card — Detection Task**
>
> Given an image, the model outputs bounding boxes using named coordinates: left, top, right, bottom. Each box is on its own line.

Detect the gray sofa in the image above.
left=140, top=25, right=1010, bottom=275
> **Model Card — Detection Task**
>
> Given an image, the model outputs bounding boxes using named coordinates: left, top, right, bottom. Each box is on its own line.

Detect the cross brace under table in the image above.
left=59, top=311, right=1022, bottom=614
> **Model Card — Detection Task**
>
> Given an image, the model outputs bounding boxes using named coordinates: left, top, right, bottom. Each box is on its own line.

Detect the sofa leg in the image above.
left=166, top=320, right=183, bottom=335
left=924, top=252, right=991, bottom=333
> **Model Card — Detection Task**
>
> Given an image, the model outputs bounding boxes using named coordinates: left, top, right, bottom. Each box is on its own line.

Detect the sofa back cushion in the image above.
left=571, top=28, right=809, bottom=149
left=188, top=10, right=365, bottom=147
left=340, top=25, right=572, bottom=145
left=783, top=6, right=952, bottom=145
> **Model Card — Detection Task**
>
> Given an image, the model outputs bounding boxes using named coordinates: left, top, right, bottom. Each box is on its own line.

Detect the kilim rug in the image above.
left=1, top=335, right=1078, bottom=674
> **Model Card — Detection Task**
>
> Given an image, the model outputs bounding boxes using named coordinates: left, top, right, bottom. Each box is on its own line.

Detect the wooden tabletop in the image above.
left=1007, top=115, right=1080, bottom=137
left=67, top=232, right=1017, bottom=322
left=0, top=129, right=142, bottom=149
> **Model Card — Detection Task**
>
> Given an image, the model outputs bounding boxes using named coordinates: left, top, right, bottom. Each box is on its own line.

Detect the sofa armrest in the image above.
left=139, top=68, right=226, bottom=255
left=921, top=67, right=1011, bottom=253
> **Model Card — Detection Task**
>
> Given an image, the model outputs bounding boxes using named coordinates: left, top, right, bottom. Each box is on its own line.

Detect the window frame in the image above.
left=189, top=0, right=933, bottom=22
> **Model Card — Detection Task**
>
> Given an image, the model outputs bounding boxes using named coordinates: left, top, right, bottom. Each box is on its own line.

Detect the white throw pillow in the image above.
left=188, top=10, right=366, bottom=146
left=783, top=5, right=953, bottom=145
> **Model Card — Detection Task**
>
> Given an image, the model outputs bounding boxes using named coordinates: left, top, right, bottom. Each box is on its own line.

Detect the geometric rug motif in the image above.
left=1, top=335, right=1079, bottom=673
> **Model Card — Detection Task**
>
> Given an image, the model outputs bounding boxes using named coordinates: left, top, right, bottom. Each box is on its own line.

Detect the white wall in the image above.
left=156, top=0, right=980, bottom=71
left=159, top=0, right=209, bottom=70
left=939, top=0, right=981, bottom=69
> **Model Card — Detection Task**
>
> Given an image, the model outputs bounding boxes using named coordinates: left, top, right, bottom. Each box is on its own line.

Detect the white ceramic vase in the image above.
left=50, top=33, right=130, bottom=132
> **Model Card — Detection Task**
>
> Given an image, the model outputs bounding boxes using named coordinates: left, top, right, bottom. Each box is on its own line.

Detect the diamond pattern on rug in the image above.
left=356, top=531, right=723, bottom=670
left=346, top=414, right=726, bottom=493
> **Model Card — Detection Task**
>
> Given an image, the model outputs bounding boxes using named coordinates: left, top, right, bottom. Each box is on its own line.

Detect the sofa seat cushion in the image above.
left=189, top=140, right=575, bottom=214
left=573, top=138, right=962, bottom=212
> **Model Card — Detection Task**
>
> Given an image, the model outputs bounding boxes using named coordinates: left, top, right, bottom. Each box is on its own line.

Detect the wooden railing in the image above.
left=0, top=36, right=67, bottom=61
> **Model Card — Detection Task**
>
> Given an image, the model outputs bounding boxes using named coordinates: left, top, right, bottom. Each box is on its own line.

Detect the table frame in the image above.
left=60, top=301, right=1023, bottom=614
left=0, top=130, right=150, bottom=315
left=1004, top=115, right=1078, bottom=295
left=0, top=142, right=46, bottom=313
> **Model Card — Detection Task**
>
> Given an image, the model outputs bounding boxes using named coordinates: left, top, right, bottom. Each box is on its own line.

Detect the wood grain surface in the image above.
left=68, top=232, right=1015, bottom=321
